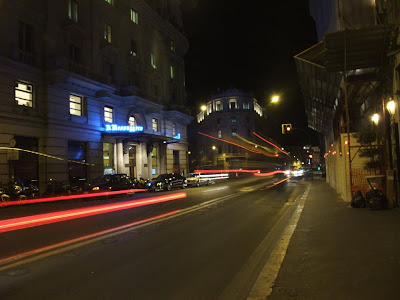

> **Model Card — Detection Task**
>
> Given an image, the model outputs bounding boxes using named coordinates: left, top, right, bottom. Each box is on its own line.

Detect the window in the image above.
left=218, top=130, right=222, bottom=138
left=104, top=23, right=112, bottom=43
left=231, top=116, right=237, bottom=123
left=152, top=118, right=159, bottom=132
left=130, top=9, right=138, bottom=24
left=128, top=116, right=136, bottom=127
left=243, top=102, right=250, bottom=109
left=229, top=99, right=237, bottom=109
left=151, top=53, right=156, bottom=69
left=68, top=0, right=79, bottom=23
left=105, top=0, right=113, bottom=5
left=102, top=58, right=115, bottom=81
left=172, top=123, right=176, bottom=136
left=18, top=22, right=34, bottom=53
left=70, top=94, right=83, bottom=116
left=103, top=143, right=114, bottom=170
left=15, top=81, right=33, bottom=107
left=215, top=101, right=223, bottom=111
left=104, top=106, right=113, bottom=123
left=170, top=65, right=174, bottom=79
left=69, top=44, right=81, bottom=63
left=130, top=40, right=137, bottom=56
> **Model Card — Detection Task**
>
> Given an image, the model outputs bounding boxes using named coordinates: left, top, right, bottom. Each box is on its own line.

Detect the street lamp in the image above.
left=271, top=95, right=280, bottom=104
left=371, top=113, right=380, bottom=125
left=212, top=145, right=216, bottom=150
left=387, top=99, right=396, bottom=118
left=200, top=105, right=207, bottom=111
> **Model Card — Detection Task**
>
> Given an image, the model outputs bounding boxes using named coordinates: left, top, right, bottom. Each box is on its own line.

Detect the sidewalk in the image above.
left=269, top=179, right=400, bottom=300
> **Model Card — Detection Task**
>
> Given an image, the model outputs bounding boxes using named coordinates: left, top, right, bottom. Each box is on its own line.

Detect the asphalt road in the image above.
left=0, top=176, right=306, bottom=300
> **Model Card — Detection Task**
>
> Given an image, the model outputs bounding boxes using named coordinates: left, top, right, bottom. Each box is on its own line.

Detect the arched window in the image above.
left=129, top=116, right=136, bottom=127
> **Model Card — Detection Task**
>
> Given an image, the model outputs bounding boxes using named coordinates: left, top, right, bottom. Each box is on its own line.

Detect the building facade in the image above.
left=192, top=89, right=284, bottom=170
left=0, top=0, right=191, bottom=192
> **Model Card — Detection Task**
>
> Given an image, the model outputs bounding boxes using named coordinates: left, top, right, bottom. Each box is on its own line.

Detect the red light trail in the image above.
left=0, top=193, right=186, bottom=234
left=253, top=170, right=285, bottom=177
left=0, top=189, right=148, bottom=208
left=194, top=169, right=260, bottom=174
left=198, top=132, right=263, bottom=154
left=0, top=210, right=180, bottom=264
left=252, top=132, right=288, bottom=155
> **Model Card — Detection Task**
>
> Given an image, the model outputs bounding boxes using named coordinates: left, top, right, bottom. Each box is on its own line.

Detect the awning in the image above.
left=294, top=25, right=397, bottom=133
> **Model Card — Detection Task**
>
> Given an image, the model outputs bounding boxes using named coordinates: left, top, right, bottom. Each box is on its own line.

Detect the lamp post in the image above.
left=387, top=99, right=399, bottom=207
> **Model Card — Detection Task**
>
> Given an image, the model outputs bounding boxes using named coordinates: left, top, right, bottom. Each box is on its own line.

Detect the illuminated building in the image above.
left=192, top=89, right=278, bottom=169
left=0, top=0, right=191, bottom=191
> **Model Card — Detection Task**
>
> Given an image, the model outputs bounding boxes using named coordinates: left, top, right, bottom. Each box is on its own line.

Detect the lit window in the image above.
left=170, top=65, right=174, bottom=79
left=170, top=41, right=175, bottom=51
left=229, top=99, right=237, bottom=109
left=151, top=53, right=156, bottom=69
left=215, top=101, right=223, bottom=111
left=68, top=0, right=79, bottom=23
left=231, top=116, right=237, bottom=123
left=218, top=130, right=222, bottom=138
left=151, top=147, right=158, bottom=175
left=105, top=0, right=113, bottom=5
left=104, top=106, right=113, bottom=123
left=130, top=40, right=137, bottom=56
left=129, top=116, right=136, bottom=127
left=130, top=9, right=138, bottom=24
left=70, top=94, right=82, bottom=116
left=152, top=118, right=159, bottom=132
left=243, top=102, right=250, bottom=109
left=172, top=123, right=176, bottom=136
left=15, top=81, right=33, bottom=107
left=104, top=23, right=112, bottom=43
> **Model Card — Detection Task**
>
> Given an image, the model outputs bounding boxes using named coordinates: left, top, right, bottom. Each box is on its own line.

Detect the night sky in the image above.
left=182, top=0, right=318, bottom=146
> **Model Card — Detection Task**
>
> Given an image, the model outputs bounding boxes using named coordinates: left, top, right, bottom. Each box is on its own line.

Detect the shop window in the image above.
left=70, top=94, right=83, bottom=116
left=103, top=143, right=114, bottom=172
left=15, top=81, right=33, bottom=107
left=104, top=106, right=113, bottom=123
left=68, top=141, right=87, bottom=185
left=151, top=147, right=158, bottom=175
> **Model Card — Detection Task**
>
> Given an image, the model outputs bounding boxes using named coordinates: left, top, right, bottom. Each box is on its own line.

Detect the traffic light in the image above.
left=281, top=123, right=292, bottom=134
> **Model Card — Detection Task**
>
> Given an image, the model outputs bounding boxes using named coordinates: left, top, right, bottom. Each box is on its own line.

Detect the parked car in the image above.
left=147, top=174, right=187, bottom=192
left=186, top=173, right=211, bottom=187
left=85, top=174, right=135, bottom=193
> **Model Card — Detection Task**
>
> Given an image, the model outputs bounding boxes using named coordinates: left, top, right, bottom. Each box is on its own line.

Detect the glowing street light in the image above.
left=271, top=95, right=280, bottom=103
left=200, top=105, right=207, bottom=111
left=212, top=145, right=217, bottom=150
left=371, top=113, right=380, bottom=125
left=387, top=99, right=396, bottom=117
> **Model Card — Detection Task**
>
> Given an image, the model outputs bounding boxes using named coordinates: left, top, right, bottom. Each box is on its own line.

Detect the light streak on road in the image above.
left=198, top=132, right=263, bottom=154
left=253, top=170, right=285, bottom=177
left=0, top=210, right=181, bottom=265
left=260, top=177, right=289, bottom=190
left=0, top=189, right=148, bottom=207
left=252, top=132, right=289, bottom=155
left=0, top=193, right=187, bottom=234
left=194, top=169, right=260, bottom=174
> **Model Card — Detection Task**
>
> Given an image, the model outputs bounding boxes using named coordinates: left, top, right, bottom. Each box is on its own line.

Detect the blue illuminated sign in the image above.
left=105, top=124, right=144, bottom=133
left=173, top=133, right=181, bottom=140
